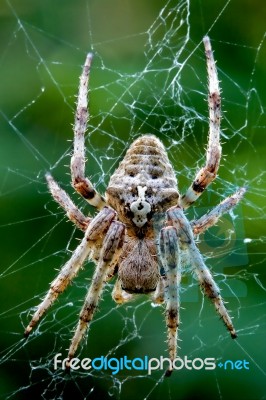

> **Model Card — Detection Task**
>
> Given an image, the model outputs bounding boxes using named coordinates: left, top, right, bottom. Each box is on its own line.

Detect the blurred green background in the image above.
left=0, top=1, right=265, bottom=399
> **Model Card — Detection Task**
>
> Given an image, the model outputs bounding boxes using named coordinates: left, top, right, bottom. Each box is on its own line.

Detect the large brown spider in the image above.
left=24, top=37, right=245, bottom=376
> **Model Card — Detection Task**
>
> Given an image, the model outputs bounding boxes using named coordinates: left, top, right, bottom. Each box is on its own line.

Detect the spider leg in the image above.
left=167, top=206, right=237, bottom=337
left=67, top=220, right=125, bottom=364
left=159, top=226, right=181, bottom=377
left=71, top=53, right=106, bottom=209
left=46, top=172, right=90, bottom=232
left=191, top=187, right=246, bottom=235
left=180, top=36, right=221, bottom=209
left=24, top=207, right=116, bottom=337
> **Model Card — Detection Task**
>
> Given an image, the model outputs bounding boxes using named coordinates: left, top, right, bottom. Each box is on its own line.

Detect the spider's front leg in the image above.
left=159, top=226, right=181, bottom=377
left=24, top=207, right=117, bottom=337
left=167, top=206, right=237, bottom=339
left=67, top=220, right=125, bottom=365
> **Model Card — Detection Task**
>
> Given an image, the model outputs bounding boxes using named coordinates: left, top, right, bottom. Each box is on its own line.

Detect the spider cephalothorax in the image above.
left=24, top=37, right=245, bottom=376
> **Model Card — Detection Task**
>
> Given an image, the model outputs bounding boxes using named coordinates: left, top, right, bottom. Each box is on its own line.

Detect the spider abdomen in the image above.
left=106, top=135, right=179, bottom=226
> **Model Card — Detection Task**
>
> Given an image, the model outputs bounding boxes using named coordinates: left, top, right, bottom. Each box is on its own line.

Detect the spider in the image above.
left=24, top=36, right=245, bottom=376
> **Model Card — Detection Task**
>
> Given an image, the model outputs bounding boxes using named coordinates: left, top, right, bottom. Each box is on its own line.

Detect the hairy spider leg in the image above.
left=24, top=207, right=116, bottom=337
left=180, top=36, right=222, bottom=208
left=67, top=220, right=125, bottom=364
left=71, top=53, right=106, bottom=209
left=46, top=172, right=90, bottom=232
left=167, top=207, right=237, bottom=339
left=159, top=226, right=181, bottom=377
left=190, top=187, right=246, bottom=235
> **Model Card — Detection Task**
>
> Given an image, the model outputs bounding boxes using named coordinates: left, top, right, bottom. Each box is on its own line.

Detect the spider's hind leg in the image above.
left=180, top=36, right=222, bottom=209
left=71, top=53, right=106, bottom=210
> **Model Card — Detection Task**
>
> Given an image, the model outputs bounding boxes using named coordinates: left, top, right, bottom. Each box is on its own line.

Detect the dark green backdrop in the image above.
left=0, top=1, right=265, bottom=399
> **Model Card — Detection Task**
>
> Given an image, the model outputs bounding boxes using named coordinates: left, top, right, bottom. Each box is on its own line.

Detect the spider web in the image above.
left=0, top=0, right=265, bottom=399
